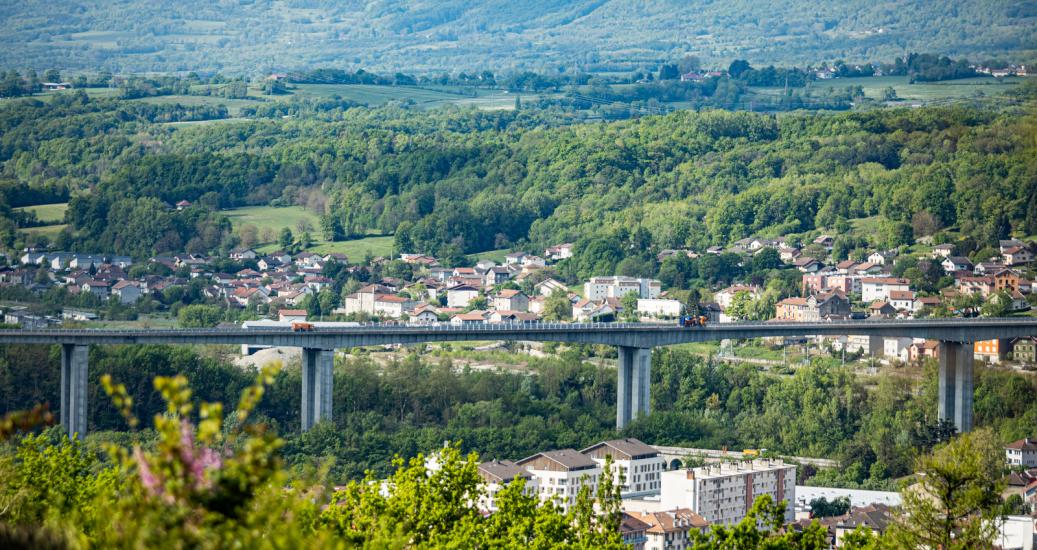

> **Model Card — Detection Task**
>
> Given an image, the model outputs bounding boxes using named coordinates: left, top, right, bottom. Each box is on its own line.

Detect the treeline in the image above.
left=2, top=91, right=1035, bottom=263
left=2, top=343, right=1036, bottom=488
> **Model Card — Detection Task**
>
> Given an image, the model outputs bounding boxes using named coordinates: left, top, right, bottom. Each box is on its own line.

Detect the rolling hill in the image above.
left=1, top=0, right=1034, bottom=75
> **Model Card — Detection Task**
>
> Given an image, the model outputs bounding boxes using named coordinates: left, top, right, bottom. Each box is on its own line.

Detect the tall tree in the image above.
left=886, top=429, right=1003, bottom=549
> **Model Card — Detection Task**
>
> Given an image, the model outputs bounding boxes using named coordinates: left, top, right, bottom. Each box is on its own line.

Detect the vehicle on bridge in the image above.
left=291, top=322, right=315, bottom=332
left=678, top=315, right=708, bottom=327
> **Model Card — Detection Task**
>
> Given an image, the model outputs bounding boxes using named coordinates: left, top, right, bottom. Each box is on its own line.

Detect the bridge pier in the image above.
left=617, top=346, right=651, bottom=430
left=938, top=341, right=974, bottom=433
left=60, top=344, right=89, bottom=439
left=301, top=348, right=334, bottom=431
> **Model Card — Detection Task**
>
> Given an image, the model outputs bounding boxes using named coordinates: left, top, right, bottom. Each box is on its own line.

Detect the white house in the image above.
left=110, top=280, right=141, bottom=304
left=446, top=284, right=480, bottom=308
left=493, top=289, right=529, bottom=312
left=941, top=256, right=974, bottom=273
left=882, top=337, right=914, bottom=362
left=535, top=278, right=569, bottom=297
left=584, top=276, right=661, bottom=301
left=861, top=277, right=910, bottom=303
left=518, top=449, right=601, bottom=512
left=372, top=295, right=413, bottom=318
left=278, top=309, right=308, bottom=322
left=714, top=285, right=761, bottom=310
left=408, top=306, right=439, bottom=324
left=580, top=438, right=664, bottom=498
left=1005, top=438, right=1037, bottom=467
left=887, top=290, right=917, bottom=312
left=637, top=299, right=682, bottom=318
left=229, top=247, right=257, bottom=261
left=545, top=243, right=574, bottom=261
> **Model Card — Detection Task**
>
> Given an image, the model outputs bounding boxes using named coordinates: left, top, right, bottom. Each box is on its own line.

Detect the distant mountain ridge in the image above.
left=1, top=0, right=1034, bottom=74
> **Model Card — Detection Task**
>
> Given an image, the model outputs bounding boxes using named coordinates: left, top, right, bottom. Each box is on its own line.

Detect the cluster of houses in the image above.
left=3, top=248, right=348, bottom=325
left=702, top=238, right=1037, bottom=366
left=3, top=235, right=1035, bottom=369
left=1, top=241, right=688, bottom=330
left=338, top=245, right=681, bottom=325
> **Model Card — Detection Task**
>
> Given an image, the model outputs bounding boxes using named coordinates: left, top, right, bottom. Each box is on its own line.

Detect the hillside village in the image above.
left=2, top=232, right=1036, bottom=365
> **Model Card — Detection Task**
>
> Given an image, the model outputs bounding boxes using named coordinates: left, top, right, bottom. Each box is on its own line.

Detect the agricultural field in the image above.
left=132, top=94, right=264, bottom=116
left=758, top=75, right=1030, bottom=103
left=13, top=202, right=68, bottom=224
left=14, top=202, right=68, bottom=240
left=277, top=83, right=518, bottom=110
left=223, top=205, right=395, bottom=260
left=20, top=224, right=67, bottom=238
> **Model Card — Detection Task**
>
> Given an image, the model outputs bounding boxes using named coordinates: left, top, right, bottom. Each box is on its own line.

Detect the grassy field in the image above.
left=133, top=95, right=264, bottom=116
left=14, top=202, right=68, bottom=223
left=282, top=83, right=517, bottom=110
left=21, top=224, right=67, bottom=238
left=770, top=75, right=1030, bottom=103
left=224, top=205, right=395, bottom=260
left=469, top=249, right=510, bottom=263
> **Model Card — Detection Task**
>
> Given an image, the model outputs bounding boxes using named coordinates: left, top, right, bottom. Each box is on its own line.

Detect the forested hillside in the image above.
left=1, top=0, right=1034, bottom=74
left=3, top=88, right=1034, bottom=273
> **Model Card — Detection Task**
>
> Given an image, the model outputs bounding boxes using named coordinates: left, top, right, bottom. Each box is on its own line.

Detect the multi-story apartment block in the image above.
left=659, top=460, right=796, bottom=526
left=518, top=449, right=601, bottom=512
left=861, top=277, right=910, bottom=303
left=477, top=459, right=539, bottom=512
left=580, top=438, right=665, bottom=497
left=583, top=276, right=661, bottom=301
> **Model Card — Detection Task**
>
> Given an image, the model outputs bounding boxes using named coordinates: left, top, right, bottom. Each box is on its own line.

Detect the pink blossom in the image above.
left=134, top=446, right=162, bottom=497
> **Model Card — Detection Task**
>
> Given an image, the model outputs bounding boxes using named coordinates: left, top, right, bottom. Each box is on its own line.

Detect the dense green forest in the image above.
left=3, top=84, right=1035, bottom=271
left=1, top=1, right=1035, bottom=74
left=2, top=343, right=1035, bottom=489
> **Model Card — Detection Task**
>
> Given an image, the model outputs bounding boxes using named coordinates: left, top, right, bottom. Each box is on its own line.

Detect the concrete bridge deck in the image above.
left=4, top=317, right=1035, bottom=438
left=1, top=317, right=1035, bottom=346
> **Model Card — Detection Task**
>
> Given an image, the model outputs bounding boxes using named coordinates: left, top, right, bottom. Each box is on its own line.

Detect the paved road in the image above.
left=651, top=445, right=839, bottom=469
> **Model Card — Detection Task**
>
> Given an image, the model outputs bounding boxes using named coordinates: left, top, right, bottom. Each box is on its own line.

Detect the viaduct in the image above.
left=2, top=318, right=1036, bottom=439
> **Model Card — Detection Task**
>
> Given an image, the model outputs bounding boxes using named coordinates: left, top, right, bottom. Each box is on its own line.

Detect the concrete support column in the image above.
left=631, top=347, right=651, bottom=419
left=60, top=344, right=89, bottom=439
left=617, top=346, right=651, bottom=430
left=301, top=348, right=334, bottom=431
left=616, top=347, right=633, bottom=430
left=954, top=344, right=974, bottom=433
left=938, top=341, right=974, bottom=433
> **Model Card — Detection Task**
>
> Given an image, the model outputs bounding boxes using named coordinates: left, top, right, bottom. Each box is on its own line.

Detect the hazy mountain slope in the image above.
left=1, top=0, right=1034, bottom=74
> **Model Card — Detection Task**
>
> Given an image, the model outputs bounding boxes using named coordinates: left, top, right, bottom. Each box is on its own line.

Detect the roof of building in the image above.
left=862, top=277, right=910, bottom=285
left=835, top=504, right=894, bottom=532
left=1006, top=438, right=1037, bottom=451
left=630, top=509, right=709, bottom=534
left=375, top=294, right=410, bottom=304
left=620, top=512, right=652, bottom=535
left=279, top=309, right=307, bottom=316
left=580, top=438, right=658, bottom=460
left=519, top=449, right=597, bottom=470
left=478, top=459, right=533, bottom=483
left=888, top=290, right=915, bottom=301
left=452, top=310, right=489, bottom=321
